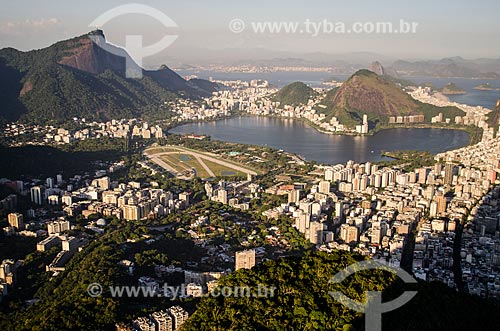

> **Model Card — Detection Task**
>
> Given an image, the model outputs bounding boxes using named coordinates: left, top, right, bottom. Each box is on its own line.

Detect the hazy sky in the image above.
left=1, top=0, right=499, bottom=65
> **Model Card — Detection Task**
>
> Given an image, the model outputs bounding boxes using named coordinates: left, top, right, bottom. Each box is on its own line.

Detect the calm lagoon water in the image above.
left=170, top=117, right=470, bottom=165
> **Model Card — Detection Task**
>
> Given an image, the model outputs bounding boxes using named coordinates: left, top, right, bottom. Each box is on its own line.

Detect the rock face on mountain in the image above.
left=330, top=69, right=418, bottom=117
left=57, top=30, right=127, bottom=75
left=0, top=30, right=217, bottom=123
left=272, top=82, right=317, bottom=106
left=369, top=61, right=386, bottom=76
left=487, top=99, right=500, bottom=127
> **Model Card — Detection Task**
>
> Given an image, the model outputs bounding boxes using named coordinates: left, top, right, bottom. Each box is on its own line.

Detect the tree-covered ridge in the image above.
left=272, top=81, right=317, bottom=106
left=0, top=31, right=216, bottom=124
left=183, top=251, right=500, bottom=331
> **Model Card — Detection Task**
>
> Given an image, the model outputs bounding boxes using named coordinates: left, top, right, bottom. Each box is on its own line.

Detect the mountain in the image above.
left=0, top=30, right=217, bottom=124
left=182, top=251, right=500, bottom=330
left=317, top=70, right=464, bottom=128
left=272, top=82, right=317, bottom=106
left=330, top=70, right=419, bottom=118
left=369, top=61, right=386, bottom=76
left=390, top=57, right=500, bottom=78
left=486, top=99, right=500, bottom=127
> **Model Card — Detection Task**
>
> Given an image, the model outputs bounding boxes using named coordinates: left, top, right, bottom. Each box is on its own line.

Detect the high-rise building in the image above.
left=434, top=195, right=447, bottom=214
left=325, top=168, right=334, bottom=181
left=287, top=189, right=301, bottom=204
left=429, top=201, right=438, bottom=217
left=308, top=221, right=324, bottom=244
left=340, top=224, right=359, bottom=244
left=434, top=163, right=442, bottom=176
left=418, top=168, right=427, bottom=184
left=179, top=192, right=190, bottom=206
left=204, top=182, right=213, bottom=198
left=0, top=259, right=16, bottom=285
left=7, top=213, right=24, bottom=230
left=365, top=162, right=372, bottom=175
left=318, top=181, right=330, bottom=194
left=123, top=204, right=140, bottom=221
left=30, top=186, right=43, bottom=205
left=132, top=316, right=155, bottom=331
left=296, top=211, right=311, bottom=233
left=47, top=219, right=70, bottom=235
left=335, top=202, right=344, bottom=221
left=151, top=310, right=173, bottom=331
left=235, top=249, right=256, bottom=270
left=371, top=222, right=387, bottom=244
left=362, top=114, right=369, bottom=134
left=444, top=163, right=455, bottom=185
left=217, top=189, right=228, bottom=204
left=61, top=194, right=72, bottom=206
left=346, top=226, right=359, bottom=244
left=486, top=169, right=497, bottom=183
left=168, top=306, right=189, bottom=330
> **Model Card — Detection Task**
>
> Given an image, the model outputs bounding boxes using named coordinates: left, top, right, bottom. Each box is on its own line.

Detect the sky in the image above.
left=1, top=0, right=499, bottom=66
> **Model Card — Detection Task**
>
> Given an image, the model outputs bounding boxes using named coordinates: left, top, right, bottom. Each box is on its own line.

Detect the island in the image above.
left=474, top=83, right=500, bottom=91
left=440, top=83, right=466, bottom=95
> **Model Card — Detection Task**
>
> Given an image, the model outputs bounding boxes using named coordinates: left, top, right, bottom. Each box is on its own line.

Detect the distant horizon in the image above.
left=1, top=28, right=499, bottom=69
left=1, top=0, right=499, bottom=67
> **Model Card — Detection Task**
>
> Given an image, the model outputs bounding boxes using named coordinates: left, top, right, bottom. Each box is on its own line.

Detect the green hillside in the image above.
left=183, top=251, right=500, bottom=330
left=0, top=30, right=216, bottom=124
left=272, top=81, right=317, bottom=106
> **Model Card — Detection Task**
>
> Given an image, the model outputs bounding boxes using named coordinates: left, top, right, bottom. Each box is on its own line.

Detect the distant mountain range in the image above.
left=390, top=57, right=500, bottom=78
left=0, top=30, right=217, bottom=124
left=169, top=47, right=500, bottom=79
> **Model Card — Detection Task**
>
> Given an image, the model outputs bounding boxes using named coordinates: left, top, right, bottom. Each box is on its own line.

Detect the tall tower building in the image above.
left=30, top=186, right=43, bottom=205
left=217, top=189, right=228, bottom=204
left=418, top=168, right=427, bottom=184
left=204, top=182, right=213, bottom=198
left=325, top=168, right=334, bottom=181
left=444, top=163, right=454, bottom=185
